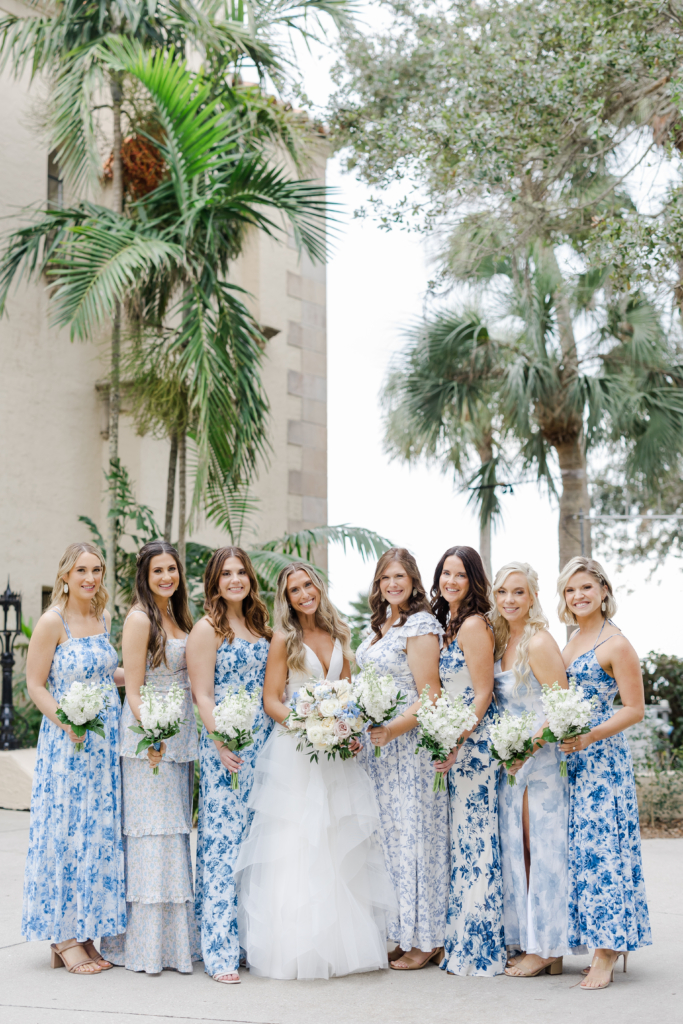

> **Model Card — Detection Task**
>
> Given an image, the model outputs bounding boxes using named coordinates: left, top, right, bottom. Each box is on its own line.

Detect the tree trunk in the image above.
left=164, top=432, right=178, bottom=542
left=479, top=516, right=492, bottom=582
left=178, top=431, right=186, bottom=568
left=106, top=75, right=124, bottom=610
left=555, top=436, right=592, bottom=571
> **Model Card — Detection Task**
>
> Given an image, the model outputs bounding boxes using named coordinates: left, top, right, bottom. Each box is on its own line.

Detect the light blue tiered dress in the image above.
left=102, top=632, right=200, bottom=973
left=194, top=637, right=273, bottom=978
left=356, top=611, right=450, bottom=954
left=22, top=613, right=126, bottom=943
left=566, top=632, right=651, bottom=952
left=494, top=660, right=582, bottom=959
left=439, top=638, right=505, bottom=977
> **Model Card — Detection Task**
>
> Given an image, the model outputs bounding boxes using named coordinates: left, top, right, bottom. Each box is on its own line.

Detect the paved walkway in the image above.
left=0, top=808, right=679, bottom=1024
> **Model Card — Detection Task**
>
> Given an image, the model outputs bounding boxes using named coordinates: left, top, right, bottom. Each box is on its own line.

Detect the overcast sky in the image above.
left=293, top=21, right=683, bottom=658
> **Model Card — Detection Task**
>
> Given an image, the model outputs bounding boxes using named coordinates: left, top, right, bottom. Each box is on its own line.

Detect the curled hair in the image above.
left=430, top=545, right=492, bottom=645
left=369, top=548, right=430, bottom=642
left=49, top=542, right=108, bottom=619
left=557, top=556, right=617, bottom=625
left=132, top=541, right=194, bottom=668
left=274, top=561, right=352, bottom=676
left=491, top=561, right=548, bottom=694
left=203, top=546, right=272, bottom=644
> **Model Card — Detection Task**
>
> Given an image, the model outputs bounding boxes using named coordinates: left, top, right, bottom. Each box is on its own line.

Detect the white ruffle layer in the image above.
left=235, top=730, right=396, bottom=980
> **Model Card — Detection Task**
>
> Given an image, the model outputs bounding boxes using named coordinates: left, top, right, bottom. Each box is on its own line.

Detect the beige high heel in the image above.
left=81, top=939, right=113, bottom=970
left=505, top=955, right=563, bottom=977
left=581, top=950, right=628, bottom=976
left=50, top=940, right=101, bottom=975
left=580, top=954, right=619, bottom=989
left=390, top=946, right=444, bottom=970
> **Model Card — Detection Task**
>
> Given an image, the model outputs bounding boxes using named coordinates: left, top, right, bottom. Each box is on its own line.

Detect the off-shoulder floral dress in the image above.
left=22, top=613, right=126, bottom=943
left=356, top=611, right=449, bottom=953
left=102, top=629, right=200, bottom=973
left=565, top=631, right=651, bottom=952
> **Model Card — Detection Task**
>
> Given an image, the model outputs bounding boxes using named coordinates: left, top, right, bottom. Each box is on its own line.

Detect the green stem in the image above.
left=231, top=771, right=239, bottom=790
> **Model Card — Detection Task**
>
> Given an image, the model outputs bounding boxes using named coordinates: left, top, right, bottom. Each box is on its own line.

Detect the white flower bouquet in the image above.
left=129, top=680, right=186, bottom=775
left=352, top=662, right=407, bottom=757
left=286, top=679, right=365, bottom=762
left=208, top=686, right=261, bottom=789
left=414, top=685, right=479, bottom=791
left=56, top=681, right=105, bottom=752
left=489, top=709, right=539, bottom=785
left=540, top=678, right=597, bottom=776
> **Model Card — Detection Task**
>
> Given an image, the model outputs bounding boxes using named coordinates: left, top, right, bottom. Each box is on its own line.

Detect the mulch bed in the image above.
left=640, top=818, right=683, bottom=839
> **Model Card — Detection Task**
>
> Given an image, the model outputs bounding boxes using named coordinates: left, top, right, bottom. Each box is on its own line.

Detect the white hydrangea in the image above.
left=416, top=689, right=479, bottom=754
left=138, top=680, right=185, bottom=737
left=489, top=709, right=537, bottom=762
left=213, top=686, right=259, bottom=740
left=353, top=663, right=401, bottom=724
left=540, top=678, right=595, bottom=741
left=58, top=681, right=104, bottom=726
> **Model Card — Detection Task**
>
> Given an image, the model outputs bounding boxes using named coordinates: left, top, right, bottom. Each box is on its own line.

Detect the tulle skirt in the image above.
left=235, top=729, right=396, bottom=980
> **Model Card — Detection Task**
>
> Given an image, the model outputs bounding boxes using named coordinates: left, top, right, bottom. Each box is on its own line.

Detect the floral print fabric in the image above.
left=565, top=648, right=651, bottom=951
left=194, top=637, right=273, bottom=977
left=356, top=611, right=450, bottom=953
left=494, top=661, right=579, bottom=958
left=22, top=621, right=126, bottom=942
left=439, top=640, right=505, bottom=977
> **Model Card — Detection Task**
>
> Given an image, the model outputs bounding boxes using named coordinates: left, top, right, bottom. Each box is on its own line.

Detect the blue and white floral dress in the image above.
left=565, top=632, right=651, bottom=952
left=439, top=636, right=505, bottom=976
left=102, top=629, right=200, bottom=973
left=22, top=612, right=126, bottom=943
left=494, top=660, right=582, bottom=959
left=356, top=611, right=450, bottom=954
left=194, top=637, right=273, bottom=978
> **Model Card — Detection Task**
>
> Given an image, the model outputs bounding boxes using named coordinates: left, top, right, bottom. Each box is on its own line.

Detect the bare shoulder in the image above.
left=528, top=629, right=561, bottom=657
left=459, top=615, right=492, bottom=641
left=190, top=616, right=218, bottom=639
left=122, top=607, right=151, bottom=638
left=268, top=631, right=288, bottom=654
left=32, top=609, right=65, bottom=643
left=601, top=630, right=637, bottom=659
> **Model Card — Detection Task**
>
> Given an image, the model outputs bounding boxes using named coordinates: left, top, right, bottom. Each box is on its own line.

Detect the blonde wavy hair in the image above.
left=557, top=556, right=617, bottom=625
left=491, top=561, right=548, bottom=694
left=274, top=562, right=353, bottom=676
left=48, top=542, right=109, bottom=618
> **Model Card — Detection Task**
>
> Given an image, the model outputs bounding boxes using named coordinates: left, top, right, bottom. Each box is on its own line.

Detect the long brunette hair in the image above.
left=369, top=548, right=430, bottom=642
left=274, top=562, right=352, bottom=675
left=133, top=541, right=193, bottom=668
left=203, top=546, right=271, bottom=643
left=431, top=545, right=491, bottom=646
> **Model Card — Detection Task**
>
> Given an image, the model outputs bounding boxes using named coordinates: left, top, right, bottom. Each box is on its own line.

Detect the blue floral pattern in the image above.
left=494, top=661, right=580, bottom=958
left=22, top=616, right=126, bottom=942
left=439, top=640, right=505, bottom=977
left=194, top=637, right=272, bottom=977
left=565, top=647, right=651, bottom=951
left=356, top=611, right=450, bottom=953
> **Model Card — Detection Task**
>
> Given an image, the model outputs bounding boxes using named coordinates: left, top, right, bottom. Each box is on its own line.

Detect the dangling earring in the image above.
left=412, top=587, right=417, bottom=597
left=601, top=600, right=606, bottom=612
left=63, top=582, right=69, bottom=595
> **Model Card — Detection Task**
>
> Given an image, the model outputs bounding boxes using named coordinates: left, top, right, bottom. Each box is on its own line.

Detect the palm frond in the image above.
left=262, top=524, right=393, bottom=561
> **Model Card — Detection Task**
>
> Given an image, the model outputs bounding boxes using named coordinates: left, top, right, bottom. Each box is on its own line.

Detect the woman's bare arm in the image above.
left=262, top=634, right=291, bottom=725
left=26, top=612, right=78, bottom=742
left=370, top=632, right=441, bottom=746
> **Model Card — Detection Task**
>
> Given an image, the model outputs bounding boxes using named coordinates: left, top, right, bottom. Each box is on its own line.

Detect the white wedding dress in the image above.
left=235, top=640, right=395, bottom=980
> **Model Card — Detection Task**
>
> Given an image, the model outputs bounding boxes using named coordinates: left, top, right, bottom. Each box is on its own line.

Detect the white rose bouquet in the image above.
left=489, top=709, right=539, bottom=785
left=352, top=663, right=407, bottom=757
left=56, top=681, right=105, bottom=752
left=286, top=679, right=365, bottom=762
left=128, top=680, right=186, bottom=775
left=414, top=685, right=479, bottom=792
left=208, top=686, right=261, bottom=790
left=540, top=678, right=597, bottom=776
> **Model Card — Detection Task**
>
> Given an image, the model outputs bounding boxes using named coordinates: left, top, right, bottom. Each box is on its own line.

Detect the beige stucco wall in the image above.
left=0, top=42, right=328, bottom=626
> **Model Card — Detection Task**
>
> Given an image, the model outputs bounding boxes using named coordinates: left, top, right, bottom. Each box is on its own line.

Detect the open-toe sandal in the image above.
left=505, top=956, right=563, bottom=978
left=390, top=947, right=444, bottom=971
left=213, top=972, right=241, bottom=984
left=50, top=941, right=101, bottom=975
left=82, top=940, right=114, bottom=970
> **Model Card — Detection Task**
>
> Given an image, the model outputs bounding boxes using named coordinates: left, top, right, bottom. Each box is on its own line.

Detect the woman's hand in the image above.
left=369, top=724, right=393, bottom=748
left=433, top=747, right=459, bottom=774
left=559, top=732, right=592, bottom=754
left=348, top=737, right=363, bottom=754
left=507, top=756, right=531, bottom=777
left=61, top=723, right=81, bottom=744
left=216, top=743, right=243, bottom=773
left=147, top=741, right=166, bottom=767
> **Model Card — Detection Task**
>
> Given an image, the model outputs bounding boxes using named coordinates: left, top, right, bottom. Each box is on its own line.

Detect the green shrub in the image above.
left=641, top=652, right=683, bottom=747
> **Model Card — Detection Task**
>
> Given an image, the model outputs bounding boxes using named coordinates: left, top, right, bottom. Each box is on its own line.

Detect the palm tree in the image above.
left=382, top=310, right=506, bottom=577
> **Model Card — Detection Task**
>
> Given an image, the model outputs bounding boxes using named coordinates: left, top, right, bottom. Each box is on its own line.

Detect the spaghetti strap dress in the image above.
left=494, top=660, right=583, bottom=959
left=439, top=634, right=505, bottom=977
left=565, top=627, right=651, bottom=951
left=194, top=637, right=274, bottom=978
left=101, top=625, right=200, bottom=973
left=22, top=613, right=126, bottom=943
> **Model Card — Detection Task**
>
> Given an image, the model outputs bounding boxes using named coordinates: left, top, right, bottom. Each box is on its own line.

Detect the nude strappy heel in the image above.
left=50, top=940, right=101, bottom=974
left=580, top=954, right=620, bottom=989
left=581, top=950, right=628, bottom=976
left=505, top=955, right=563, bottom=977
left=81, top=939, right=113, bottom=970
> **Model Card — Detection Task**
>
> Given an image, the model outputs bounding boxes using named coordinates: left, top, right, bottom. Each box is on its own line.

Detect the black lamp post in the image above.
left=0, top=580, right=22, bottom=751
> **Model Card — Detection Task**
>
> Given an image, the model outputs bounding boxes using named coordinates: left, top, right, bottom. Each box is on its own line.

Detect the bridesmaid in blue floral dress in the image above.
left=22, top=542, right=125, bottom=974
left=356, top=547, right=449, bottom=971
left=188, top=546, right=273, bottom=984
left=429, top=546, right=505, bottom=977
left=101, top=541, right=200, bottom=974
left=492, top=561, right=582, bottom=978
left=559, top=556, right=651, bottom=991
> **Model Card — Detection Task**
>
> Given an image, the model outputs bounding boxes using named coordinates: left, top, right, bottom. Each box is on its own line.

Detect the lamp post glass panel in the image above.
left=0, top=581, right=22, bottom=750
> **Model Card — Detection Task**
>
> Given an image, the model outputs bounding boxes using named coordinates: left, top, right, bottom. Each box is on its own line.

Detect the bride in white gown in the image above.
left=235, top=562, right=395, bottom=980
